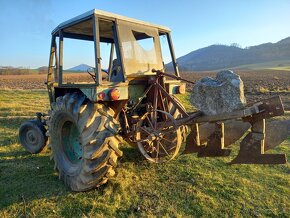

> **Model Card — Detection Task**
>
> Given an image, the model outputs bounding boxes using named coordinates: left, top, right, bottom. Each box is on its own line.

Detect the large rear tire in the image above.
left=47, top=93, right=123, bottom=191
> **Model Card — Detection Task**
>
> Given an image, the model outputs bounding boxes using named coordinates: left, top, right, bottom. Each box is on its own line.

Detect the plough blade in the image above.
left=231, top=119, right=288, bottom=164
left=265, top=120, right=290, bottom=151
left=197, top=123, right=232, bottom=157
left=223, top=121, right=251, bottom=146
left=183, top=120, right=250, bottom=154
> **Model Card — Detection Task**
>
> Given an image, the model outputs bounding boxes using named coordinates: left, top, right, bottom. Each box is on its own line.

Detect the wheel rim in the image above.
left=136, top=110, right=181, bottom=163
left=61, top=121, right=82, bottom=164
left=23, top=128, right=39, bottom=146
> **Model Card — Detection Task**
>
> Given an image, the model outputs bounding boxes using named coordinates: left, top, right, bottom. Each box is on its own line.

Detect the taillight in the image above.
left=110, top=88, right=120, bottom=100
left=98, top=92, right=106, bottom=100
left=177, top=84, right=186, bottom=94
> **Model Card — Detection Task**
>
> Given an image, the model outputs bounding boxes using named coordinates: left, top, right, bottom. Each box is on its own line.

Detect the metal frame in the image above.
left=93, top=15, right=102, bottom=85
left=49, top=14, right=130, bottom=87
left=58, top=30, right=64, bottom=86
left=47, top=35, right=56, bottom=104
left=113, top=20, right=126, bottom=82
left=132, top=77, right=287, bottom=164
left=165, top=33, right=180, bottom=77
left=123, top=70, right=190, bottom=140
left=51, top=9, right=170, bottom=35
left=108, top=43, right=115, bottom=75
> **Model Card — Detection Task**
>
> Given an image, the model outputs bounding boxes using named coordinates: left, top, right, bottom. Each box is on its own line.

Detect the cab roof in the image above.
left=52, top=9, right=171, bottom=36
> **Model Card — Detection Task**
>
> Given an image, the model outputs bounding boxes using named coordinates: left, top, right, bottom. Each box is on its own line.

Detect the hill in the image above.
left=67, top=64, right=92, bottom=71
left=167, top=36, right=290, bottom=71
left=0, top=67, right=39, bottom=75
left=37, top=66, right=48, bottom=71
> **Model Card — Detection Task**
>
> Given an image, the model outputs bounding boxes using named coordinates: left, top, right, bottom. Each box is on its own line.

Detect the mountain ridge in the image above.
left=167, top=36, right=290, bottom=71
left=67, top=64, right=93, bottom=71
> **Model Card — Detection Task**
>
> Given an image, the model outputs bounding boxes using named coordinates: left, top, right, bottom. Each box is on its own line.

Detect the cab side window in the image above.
left=99, top=20, right=124, bottom=82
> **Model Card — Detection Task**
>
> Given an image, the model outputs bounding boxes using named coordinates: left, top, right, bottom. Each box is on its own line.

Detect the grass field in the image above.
left=0, top=90, right=289, bottom=217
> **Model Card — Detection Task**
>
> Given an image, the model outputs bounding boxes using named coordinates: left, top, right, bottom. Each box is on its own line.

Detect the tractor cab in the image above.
left=47, top=9, right=183, bottom=104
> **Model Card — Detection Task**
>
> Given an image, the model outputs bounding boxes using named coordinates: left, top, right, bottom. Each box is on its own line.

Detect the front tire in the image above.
left=19, top=120, right=48, bottom=154
left=47, top=93, right=123, bottom=191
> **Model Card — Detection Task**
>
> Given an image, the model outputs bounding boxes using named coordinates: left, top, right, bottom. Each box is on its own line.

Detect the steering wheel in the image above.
left=87, top=68, right=96, bottom=82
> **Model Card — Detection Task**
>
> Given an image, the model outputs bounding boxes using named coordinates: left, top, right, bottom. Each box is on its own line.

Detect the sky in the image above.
left=0, top=0, right=290, bottom=69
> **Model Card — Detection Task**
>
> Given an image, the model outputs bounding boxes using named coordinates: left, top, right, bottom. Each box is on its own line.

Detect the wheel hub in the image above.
left=148, top=131, right=163, bottom=142
left=61, top=121, right=82, bottom=164
left=27, top=130, right=36, bottom=143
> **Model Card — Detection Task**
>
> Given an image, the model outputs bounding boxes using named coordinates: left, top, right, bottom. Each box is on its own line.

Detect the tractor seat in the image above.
left=110, top=59, right=123, bottom=82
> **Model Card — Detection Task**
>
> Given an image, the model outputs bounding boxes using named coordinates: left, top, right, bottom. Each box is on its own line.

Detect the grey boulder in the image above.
left=190, top=70, right=246, bottom=115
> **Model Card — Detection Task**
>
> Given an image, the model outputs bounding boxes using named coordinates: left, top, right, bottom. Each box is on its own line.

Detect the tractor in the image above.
left=19, top=9, right=290, bottom=192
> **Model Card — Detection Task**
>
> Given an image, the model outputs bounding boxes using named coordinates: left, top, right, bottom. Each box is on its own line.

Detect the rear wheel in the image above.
left=47, top=93, right=123, bottom=191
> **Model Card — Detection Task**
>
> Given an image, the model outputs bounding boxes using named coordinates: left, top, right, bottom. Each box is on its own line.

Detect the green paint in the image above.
left=61, top=121, right=82, bottom=164
left=128, top=84, right=147, bottom=104
left=80, top=88, right=97, bottom=101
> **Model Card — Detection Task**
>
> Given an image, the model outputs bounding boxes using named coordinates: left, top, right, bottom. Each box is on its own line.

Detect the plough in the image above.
left=185, top=96, right=288, bottom=164
left=134, top=70, right=289, bottom=164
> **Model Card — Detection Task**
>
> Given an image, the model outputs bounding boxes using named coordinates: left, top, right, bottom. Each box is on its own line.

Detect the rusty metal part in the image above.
left=183, top=120, right=250, bottom=154
left=174, top=111, right=203, bottom=126
left=131, top=72, right=190, bottom=163
left=175, top=96, right=283, bottom=127
left=136, top=110, right=182, bottom=163
left=223, top=121, right=251, bottom=146
left=197, top=123, right=232, bottom=157
left=244, top=96, right=284, bottom=122
left=231, top=119, right=287, bottom=164
left=183, top=96, right=288, bottom=164
left=194, top=103, right=262, bottom=123
left=131, top=69, right=288, bottom=164
left=265, top=120, right=290, bottom=151
left=152, top=69, right=196, bottom=84
left=155, top=82, right=189, bottom=117
left=185, top=96, right=283, bottom=124
left=183, top=123, right=204, bottom=154
left=231, top=96, right=287, bottom=164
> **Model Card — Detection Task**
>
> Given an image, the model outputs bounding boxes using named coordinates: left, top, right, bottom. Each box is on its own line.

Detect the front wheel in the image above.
left=47, top=93, right=123, bottom=191
left=19, top=120, right=48, bottom=154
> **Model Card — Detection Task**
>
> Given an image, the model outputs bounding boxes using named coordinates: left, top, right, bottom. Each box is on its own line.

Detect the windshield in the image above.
left=118, top=21, right=163, bottom=76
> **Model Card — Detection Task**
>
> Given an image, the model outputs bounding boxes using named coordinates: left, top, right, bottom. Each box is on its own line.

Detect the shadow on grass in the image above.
left=118, top=146, right=144, bottom=164
left=0, top=150, right=29, bottom=159
left=0, top=150, right=123, bottom=214
left=0, top=153, right=69, bottom=210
